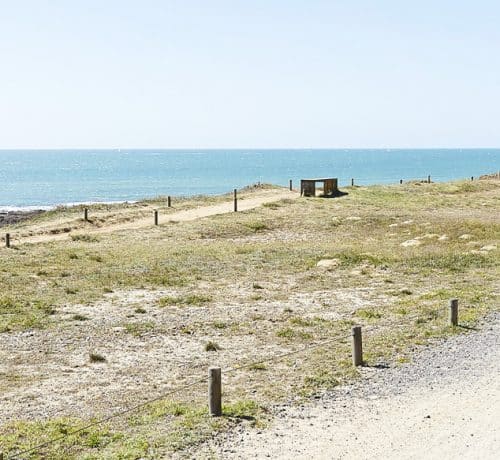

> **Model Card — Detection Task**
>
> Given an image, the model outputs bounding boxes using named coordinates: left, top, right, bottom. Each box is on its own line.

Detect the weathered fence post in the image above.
left=352, top=326, right=363, bottom=366
left=233, top=189, right=237, bottom=212
left=167, top=196, right=172, bottom=208
left=427, top=175, right=431, bottom=184
left=154, top=210, right=158, bottom=226
left=5, top=233, right=10, bottom=248
left=208, top=367, right=222, bottom=416
left=471, top=176, right=474, bottom=181
left=400, top=179, right=403, bottom=184
left=449, top=298, right=458, bottom=326
left=351, top=178, right=354, bottom=186
left=84, top=208, right=89, bottom=221
left=289, top=179, right=293, bottom=191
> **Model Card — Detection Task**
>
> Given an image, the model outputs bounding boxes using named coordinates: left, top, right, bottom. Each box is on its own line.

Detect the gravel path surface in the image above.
left=202, top=312, right=500, bottom=459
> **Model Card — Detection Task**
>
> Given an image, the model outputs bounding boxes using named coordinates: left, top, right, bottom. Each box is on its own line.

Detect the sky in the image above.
left=1, top=0, right=499, bottom=149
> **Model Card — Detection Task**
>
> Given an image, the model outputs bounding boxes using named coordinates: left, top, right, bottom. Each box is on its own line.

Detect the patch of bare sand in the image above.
left=0, top=284, right=389, bottom=424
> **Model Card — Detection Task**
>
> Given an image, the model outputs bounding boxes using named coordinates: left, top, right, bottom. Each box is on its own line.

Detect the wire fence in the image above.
left=5, top=329, right=352, bottom=459
left=3, top=302, right=459, bottom=458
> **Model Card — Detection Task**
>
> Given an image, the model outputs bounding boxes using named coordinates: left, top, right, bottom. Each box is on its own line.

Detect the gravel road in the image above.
left=202, top=312, right=500, bottom=459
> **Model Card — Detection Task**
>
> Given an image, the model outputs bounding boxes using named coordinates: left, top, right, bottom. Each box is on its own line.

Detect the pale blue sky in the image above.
left=1, top=0, right=499, bottom=148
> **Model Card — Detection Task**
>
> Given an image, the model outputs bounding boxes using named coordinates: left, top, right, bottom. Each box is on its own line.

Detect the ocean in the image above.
left=0, top=149, right=498, bottom=210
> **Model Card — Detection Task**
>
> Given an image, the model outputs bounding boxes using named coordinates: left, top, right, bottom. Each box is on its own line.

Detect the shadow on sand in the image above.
left=317, top=190, right=349, bottom=198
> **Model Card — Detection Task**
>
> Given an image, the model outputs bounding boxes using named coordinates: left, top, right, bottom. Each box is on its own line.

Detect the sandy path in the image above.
left=19, top=189, right=298, bottom=245
left=204, top=313, right=500, bottom=459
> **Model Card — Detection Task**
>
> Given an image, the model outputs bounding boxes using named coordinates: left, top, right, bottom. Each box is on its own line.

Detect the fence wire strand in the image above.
left=7, top=310, right=457, bottom=458
left=8, top=376, right=206, bottom=459
left=5, top=302, right=460, bottom=459
left=7, top=331, right=352, bottom=459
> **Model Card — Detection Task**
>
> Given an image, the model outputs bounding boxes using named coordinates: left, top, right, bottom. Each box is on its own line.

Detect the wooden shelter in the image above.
left=300, top=178, right=338, bottom=197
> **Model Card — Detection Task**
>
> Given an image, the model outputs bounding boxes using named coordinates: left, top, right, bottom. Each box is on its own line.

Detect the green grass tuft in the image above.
left=89, top=352, right=106, bottom=363
left=205, top=341, right=221, bottom=351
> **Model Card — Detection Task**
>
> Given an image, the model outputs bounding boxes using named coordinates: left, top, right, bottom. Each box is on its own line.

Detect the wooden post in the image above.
left=154, top=210, right=158, bottom=226
left=449, top=298, right=458, bottom=326
left=208, top=367, right=222, bottom=416
left=167, top=196, right=171, bottom=208
left=427, top=175, right=431, bottom=184
left=351, top=178, right=354, bottom=186
left=289, top=179, right=293, bottom=191
left=400, top=179, right=403, bottom=184
left=5, top=233, right=10, bottom=248
left=84, top=208, right=88, bottom=221
left=471, top=176, right=474, bottom=181
left=233, top=189, right=237, bottom=212
left=352, top=326, right=363, bottom=366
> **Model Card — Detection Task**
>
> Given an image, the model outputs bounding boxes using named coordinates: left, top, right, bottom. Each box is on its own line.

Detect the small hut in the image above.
left=300, top=178, right=338, bottom=197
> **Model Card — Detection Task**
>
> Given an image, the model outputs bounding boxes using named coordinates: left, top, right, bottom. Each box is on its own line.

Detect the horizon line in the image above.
left=1, top=147, right=500, bottom=151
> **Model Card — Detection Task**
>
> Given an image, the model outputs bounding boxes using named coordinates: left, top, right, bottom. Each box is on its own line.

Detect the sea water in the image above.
left=0, top=149, right=498, bottom=209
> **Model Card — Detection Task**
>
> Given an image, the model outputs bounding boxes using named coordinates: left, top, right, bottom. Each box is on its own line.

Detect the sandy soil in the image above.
left=17, top=189, right=298, bottom=245
left=203, top=313, right=500, bottom=459
left=0, top=285, right=388, bottom=424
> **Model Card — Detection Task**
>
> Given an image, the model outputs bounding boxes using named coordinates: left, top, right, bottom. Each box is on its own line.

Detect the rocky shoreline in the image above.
left=479, top=172, right=500, bottom=180
left=0, top=210, right=45, bottom=227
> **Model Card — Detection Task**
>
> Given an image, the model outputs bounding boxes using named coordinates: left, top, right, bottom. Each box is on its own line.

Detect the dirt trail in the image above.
left=204, top=314, right=500, bottom=459
left=17, top=189, right=299, bottom=245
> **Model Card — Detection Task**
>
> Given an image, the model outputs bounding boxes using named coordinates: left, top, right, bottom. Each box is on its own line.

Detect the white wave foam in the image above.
left=0, top=200, right=138, bottom=213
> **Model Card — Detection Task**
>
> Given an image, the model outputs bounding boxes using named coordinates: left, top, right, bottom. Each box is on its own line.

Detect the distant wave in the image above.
left=0, top=205, right=55, bottom=212
left=0, top=200, right=138, bottom=213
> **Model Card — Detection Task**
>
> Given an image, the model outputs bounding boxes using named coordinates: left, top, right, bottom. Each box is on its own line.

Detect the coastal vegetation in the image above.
left=0, top=179, right=498, bottom=458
